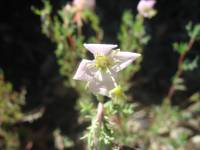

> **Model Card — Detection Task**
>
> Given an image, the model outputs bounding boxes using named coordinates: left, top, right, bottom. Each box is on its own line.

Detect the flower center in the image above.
left=95, top=55, right=112, bottom=71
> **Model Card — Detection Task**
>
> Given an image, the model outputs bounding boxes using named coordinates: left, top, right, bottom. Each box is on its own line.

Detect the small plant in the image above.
left=73, top=44, right=140, bottom=149
left=167, top=22, right=200, bottom=101
left=32, top=1, right=200, bottom=149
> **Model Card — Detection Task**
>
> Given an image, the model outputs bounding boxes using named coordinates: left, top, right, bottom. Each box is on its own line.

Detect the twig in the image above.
left=167, top=38, right=195, bottom=101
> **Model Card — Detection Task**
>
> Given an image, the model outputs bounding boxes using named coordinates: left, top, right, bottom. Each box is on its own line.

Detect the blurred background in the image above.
left=0, top=0, right=200, bottom=150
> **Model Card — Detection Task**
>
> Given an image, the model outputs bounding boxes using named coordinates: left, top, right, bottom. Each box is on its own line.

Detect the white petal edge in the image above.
left=111, top=51, right=141, bottom=72
left=73, top=59, right=96, bottom=81
left=87, top=79, right=115, bottom=97
left=87, top=71, right=117, bottom=97
left=84, top=43, right=118, bottom=55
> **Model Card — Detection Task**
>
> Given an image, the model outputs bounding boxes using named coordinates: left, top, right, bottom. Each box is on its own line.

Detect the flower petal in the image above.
left=87, top=71, right=116, bottom=97
left=111, top=51, right=141, bottom=72
left=73, top=59, right=97, bottom=81
left=137, top=0, right=155, bottom=10
left=84, top=43, right=118, bottom=55
left=137, top=0, right=156, bottom=18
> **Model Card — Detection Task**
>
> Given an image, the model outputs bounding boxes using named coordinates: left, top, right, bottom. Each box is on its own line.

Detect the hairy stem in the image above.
left=96, top=102, right=104, bottom=123
left=92, top=102, right=104, bottom=150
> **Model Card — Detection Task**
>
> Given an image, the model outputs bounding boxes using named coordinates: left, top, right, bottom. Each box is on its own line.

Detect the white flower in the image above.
left=73, top=44, right=141, bottom=97
left=137, top=0, right=156, bottom=18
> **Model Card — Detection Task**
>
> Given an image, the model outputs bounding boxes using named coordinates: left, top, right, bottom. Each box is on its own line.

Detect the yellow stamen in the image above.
left=94, top=54, right=112, bottom=71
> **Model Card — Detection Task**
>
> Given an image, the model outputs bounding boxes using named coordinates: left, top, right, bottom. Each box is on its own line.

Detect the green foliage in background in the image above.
left=167, top=23, right=200, bottom=100
left=117, top=11, right=150, bottom=92
left=33, top=0, right=102, bottom=86
left=0, top=71, right=26, bottom=150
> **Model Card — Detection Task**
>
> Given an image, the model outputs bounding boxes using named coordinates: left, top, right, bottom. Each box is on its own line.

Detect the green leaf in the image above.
left=173, top=77, right=186, bottom=91
left=186, top=22, right=200, bottom=39
left=189, top=93, right=200, bottom=102
left=183, top=57, right=199, bottom=71
left=173, top=42, right=188, bottom=54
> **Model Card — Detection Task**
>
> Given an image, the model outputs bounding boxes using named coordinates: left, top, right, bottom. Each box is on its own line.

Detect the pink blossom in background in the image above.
left=72, top=0, right=95, bottom=25
left=73, top=0, right=95, bottom=11
left=137, top=0, right=156, bottom=18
